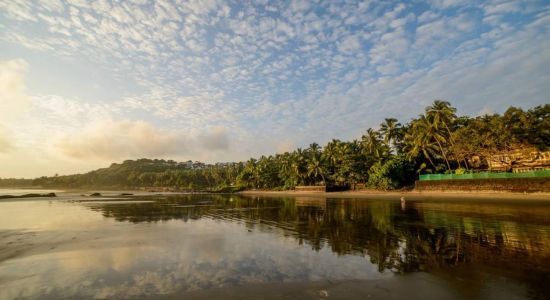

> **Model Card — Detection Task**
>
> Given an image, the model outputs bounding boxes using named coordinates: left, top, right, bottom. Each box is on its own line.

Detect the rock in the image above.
left=0, top=193, right=57, bottom=199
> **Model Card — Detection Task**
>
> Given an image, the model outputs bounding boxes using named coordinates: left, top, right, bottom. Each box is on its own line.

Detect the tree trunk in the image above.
left=444, top=124, right=463, bottom=169
left=435, top=138, right=452, bottom=171
left=423, top=149, right=437, bottom=170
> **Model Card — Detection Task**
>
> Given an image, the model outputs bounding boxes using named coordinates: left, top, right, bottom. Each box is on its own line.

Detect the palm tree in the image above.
left=241, top=158, right=259, bottom=188
left=322, top=139, right=341, bottom=178
left=379, top=118, right=401, bottom=152
left=305, top=143, right=325, bottom=184
left=426, top=100, right=457, bottom=136
left=420, top=115, right=451, bottom=170
left=292, top=148, right=308, bottom=185
left=279, top=152, right=297, bottom=188
left=307, top=156, right=326, bottom=185
left=405, top=116, right=439, bottom=170
left=323, top=140, right=339, bottom=162
left=426, top=100, right=461, bottom=169
left=361, top=128, right=386, bottom=159
left=308, top=143, right=321, bottom=155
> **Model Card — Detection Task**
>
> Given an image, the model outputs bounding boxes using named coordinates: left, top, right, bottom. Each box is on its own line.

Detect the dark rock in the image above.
left=0, top=193, right=57, bottom=199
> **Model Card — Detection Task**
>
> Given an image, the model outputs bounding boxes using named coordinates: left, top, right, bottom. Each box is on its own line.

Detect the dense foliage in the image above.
left=1, top=101, right=548, bottom=190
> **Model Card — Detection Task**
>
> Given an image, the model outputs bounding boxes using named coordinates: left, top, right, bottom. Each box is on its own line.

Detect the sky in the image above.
left=0, top=0, right=549, bottom=178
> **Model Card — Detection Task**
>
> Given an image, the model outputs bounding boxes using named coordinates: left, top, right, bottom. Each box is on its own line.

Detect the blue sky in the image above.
left=0, top=0, right=549, bottom=177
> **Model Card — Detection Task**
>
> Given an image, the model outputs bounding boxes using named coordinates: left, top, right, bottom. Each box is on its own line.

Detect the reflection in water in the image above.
left=0, top=195, right=549, bottom=299
left=91, top=195, right=550, bottom=264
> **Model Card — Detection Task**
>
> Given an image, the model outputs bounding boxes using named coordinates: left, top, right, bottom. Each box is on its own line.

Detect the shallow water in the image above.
left=0, top=194, right=549, bottom=299
left=0, top=188, right=63, bottom=196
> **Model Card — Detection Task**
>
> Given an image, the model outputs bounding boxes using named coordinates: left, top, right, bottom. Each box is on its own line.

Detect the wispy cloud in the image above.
left=0, top=125, right=13, bottom=153
left=56, top=120, right=183, bottom=160
left=0, top=0, right=548, bottom=176
left=0, top=59, right=30, bottom=120
left=55, top=120, right=232, bottom=161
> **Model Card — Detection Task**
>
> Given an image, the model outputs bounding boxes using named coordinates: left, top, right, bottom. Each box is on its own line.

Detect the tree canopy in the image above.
left=1, top=102, right=548, bottom=191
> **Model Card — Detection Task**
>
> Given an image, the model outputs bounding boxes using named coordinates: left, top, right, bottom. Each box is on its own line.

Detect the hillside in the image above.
left=0, top=159, right=242, bottom=190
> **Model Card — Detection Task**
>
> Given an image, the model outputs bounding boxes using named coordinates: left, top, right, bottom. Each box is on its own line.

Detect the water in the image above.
left=0, top=189, right=63, bottom=196
left=0, top=194, right=549, bottom=299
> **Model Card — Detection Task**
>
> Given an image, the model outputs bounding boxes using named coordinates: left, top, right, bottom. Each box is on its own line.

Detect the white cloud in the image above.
left=54, top=120, right=233, bottom=161
left=390, top=13, right=415, bottom=28
left=0, top=1, right=548, bottom=176
left=55, top=120, right=185, bottom=160
left=1, top=32, right=55, bottom=51
left=198, top=126, right=230, bottom=151
left=428, top=0, right=470, bottom=9
left=276, top=139, right=296, bottom=153
left=0, top=59, right=30, bottom=120
left=40, top=0, right=64, bottom=13
left=0, top=126, right=13, bottom=153
left=418, top=11, right=440, bottom=23
left=0, top=0, right=37, bottom=21
left=338, top=35, right=361, bottom=54
left=484, top=1, right=522, bottom=15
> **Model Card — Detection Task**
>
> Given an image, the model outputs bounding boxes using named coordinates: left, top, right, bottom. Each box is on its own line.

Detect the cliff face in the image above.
left=484, top=150, right=550, bottom=172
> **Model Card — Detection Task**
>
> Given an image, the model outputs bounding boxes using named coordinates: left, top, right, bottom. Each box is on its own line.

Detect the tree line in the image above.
left=1, top=101, right=548, bottom=190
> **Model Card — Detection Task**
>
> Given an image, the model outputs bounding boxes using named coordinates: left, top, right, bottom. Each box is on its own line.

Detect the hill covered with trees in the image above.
left=1, top=101, right=548, bottom=191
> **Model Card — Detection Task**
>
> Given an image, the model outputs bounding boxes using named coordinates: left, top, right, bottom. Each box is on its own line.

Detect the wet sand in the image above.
left=0, top=225, right=530, bottom=300
left=2, top=188, right=549, bottom=202
left=0, top=195, right=548, bottom=299
left=139, top=273, right=517, bottom=300
left=239, top=189, right=550, bottom=201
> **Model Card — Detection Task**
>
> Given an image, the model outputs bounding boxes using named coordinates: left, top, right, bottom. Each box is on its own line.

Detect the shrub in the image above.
left=454, top=168, right=466, bottom=175
left=367, top=157, right=415, bottom=190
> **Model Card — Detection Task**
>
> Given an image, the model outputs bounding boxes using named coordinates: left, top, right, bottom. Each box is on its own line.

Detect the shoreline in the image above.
left=1, top=188, right=549, bottom=201
left=238, top=189, right=550, bottom=201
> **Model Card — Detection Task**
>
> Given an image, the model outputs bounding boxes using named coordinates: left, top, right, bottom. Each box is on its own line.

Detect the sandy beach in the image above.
left=1, top=188, right=549, bottom=202
left=239, top=189, right=550, bottom=201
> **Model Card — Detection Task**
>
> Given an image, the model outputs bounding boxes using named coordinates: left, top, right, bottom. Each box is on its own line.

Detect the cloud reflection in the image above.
left=0, top=196, right=549, bottom=299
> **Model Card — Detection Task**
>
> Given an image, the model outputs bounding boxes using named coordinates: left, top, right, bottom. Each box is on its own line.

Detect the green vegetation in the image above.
left=0, top=159, right=244, bottom=191
left=1, top=101, right=548, bottom=191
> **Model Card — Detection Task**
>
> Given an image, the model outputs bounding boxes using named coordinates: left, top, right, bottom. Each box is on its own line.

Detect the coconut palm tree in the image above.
left=322, top=139, right=340, bottom=169
left=405, top=116, right=439, bottom=170
left=426, top=100, right=457, bottom=135
left=361, top=128, right=386, bottom=159
left=426, top=100, right=461, bottom=169
left=379, top=118, right=401, bottom=152
left=308, top=143, right=321, bottom=155
left=292, top=148, right=308, bottom=185
left=239, top=158, right=259, bottom=188
left=322, top=139, right=343, bottom=182
left=307, top=155, right=326, bottom=185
